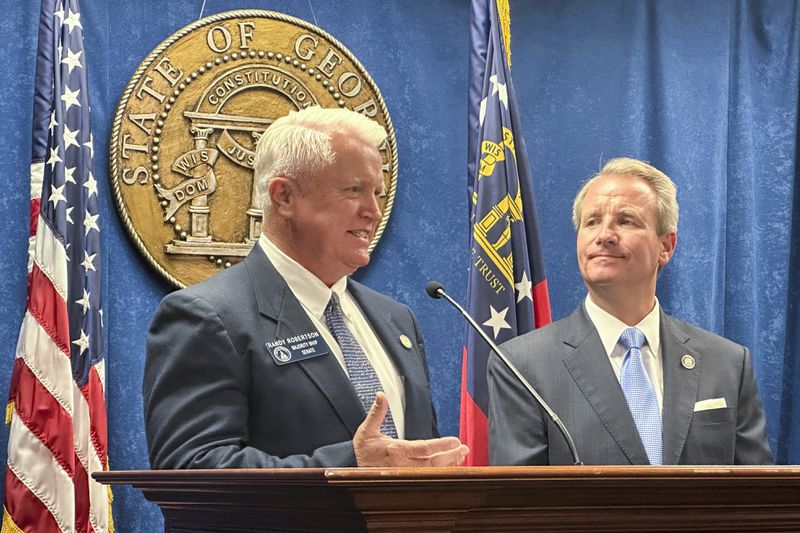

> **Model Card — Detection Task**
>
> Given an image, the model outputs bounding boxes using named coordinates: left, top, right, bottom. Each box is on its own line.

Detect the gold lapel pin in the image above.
left=399, top=334, right=412, bottom=349
left=681, top=354, right=696, bottom=369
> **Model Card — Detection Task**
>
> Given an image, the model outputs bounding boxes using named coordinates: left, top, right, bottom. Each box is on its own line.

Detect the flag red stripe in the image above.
left=533, top=279, right=552, bottom=328
left=459, top=347, right=489, bottom=466
left=12, top=362, right=75, bottom=478
left=3, top=468, right=61, bottom=533
left=30, top=198, right=41, bottom=237
left=74, top=457, right=89, bottom=533
left=27, top=264, right=70, bottom=355
left=7, top=358, right=23, bottom=405
left=82, top=369, right=109, bottom=464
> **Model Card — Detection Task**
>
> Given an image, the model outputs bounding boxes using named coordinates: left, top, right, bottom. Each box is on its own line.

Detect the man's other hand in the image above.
left=354, top=392, right=469, bottom=467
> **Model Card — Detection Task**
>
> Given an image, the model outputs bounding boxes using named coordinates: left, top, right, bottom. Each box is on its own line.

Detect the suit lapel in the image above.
left=660, top=313, right=700, bottom=465
left=561, top=306, right=651, bottom=465
left=349, top=281, right=429, bottom=439
left=244, top=249, right=365, bottom=436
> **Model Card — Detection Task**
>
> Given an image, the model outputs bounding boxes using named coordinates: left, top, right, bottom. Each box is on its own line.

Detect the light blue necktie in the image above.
left=325, top=293, right=398, bottom=438
left=619, top=327, right=662, bottom=465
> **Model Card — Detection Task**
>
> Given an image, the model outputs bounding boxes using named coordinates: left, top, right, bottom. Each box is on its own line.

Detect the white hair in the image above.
left=254, top=106, right=387, bottom=215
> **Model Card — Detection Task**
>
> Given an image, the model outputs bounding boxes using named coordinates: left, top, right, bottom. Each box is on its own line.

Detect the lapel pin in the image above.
left=681, top=354, right=696, bottom=369
left=399, top=334, right=412, bottom=349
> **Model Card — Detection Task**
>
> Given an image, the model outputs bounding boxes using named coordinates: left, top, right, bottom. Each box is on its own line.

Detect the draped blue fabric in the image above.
left=0, top=1, right=798, bottom=530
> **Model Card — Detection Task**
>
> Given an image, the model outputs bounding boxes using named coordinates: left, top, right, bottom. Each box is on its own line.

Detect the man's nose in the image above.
left=594, top=220, right=618, bottom=245
left=362, top=193, right=382, bottom=220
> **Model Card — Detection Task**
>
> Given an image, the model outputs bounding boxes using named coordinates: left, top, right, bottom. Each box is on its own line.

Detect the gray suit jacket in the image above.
left=488, top=304, right=773, bottom=465
left=143, top=248, right=438, bottom=469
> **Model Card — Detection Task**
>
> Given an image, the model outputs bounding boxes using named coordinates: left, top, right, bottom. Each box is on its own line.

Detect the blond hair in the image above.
left=572, top=157, right=679, bottom=235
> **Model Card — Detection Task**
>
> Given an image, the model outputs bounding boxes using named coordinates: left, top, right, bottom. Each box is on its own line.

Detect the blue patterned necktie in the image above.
left=619, top=327, right=662, bottom=465
left=324, top=293, right=398, bottom=438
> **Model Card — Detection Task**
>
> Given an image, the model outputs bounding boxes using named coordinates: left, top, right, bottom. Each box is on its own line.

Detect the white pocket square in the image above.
left=694, top=397, right=727, bottom=412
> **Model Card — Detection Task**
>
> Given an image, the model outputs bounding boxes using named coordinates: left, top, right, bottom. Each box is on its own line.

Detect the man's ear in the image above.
left=659, top=231, right=677, bottom=266
left=268, top=176, right=295, bottom=217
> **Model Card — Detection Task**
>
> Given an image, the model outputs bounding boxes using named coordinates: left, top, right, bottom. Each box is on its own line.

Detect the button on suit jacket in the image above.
left=488, top=305, right=773, bottom=465
left=144, top=248, right=438, bottom=469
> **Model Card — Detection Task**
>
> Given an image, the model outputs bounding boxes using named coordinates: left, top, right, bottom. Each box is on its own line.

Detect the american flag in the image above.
left=460, top=0, right=552, bottom=466
left=3, top=0, right=112, bottom=531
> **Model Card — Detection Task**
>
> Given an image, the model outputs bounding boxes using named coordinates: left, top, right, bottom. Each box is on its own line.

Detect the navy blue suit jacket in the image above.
left=143, top=248, right=438, bottom=468
left=488, top=305, right=773, bottom=465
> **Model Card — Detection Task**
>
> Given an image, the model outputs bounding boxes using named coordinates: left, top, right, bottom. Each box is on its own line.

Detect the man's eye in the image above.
left=583, top=218, right=599, bottom=227
left=375, top=190, right=387, bottom=199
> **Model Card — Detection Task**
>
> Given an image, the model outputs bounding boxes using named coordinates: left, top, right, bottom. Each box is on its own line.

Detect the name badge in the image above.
left=265, top=331, right=330, bottom=365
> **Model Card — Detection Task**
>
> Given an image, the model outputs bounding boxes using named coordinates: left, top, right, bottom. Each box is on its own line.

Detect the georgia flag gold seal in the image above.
left=109, top=10, right=398, bottom=287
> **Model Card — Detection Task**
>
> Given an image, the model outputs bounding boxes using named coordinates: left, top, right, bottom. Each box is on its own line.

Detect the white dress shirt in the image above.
left=584, top=294, right=664, bottom=412
left=259, top=234, right=406, bottom=437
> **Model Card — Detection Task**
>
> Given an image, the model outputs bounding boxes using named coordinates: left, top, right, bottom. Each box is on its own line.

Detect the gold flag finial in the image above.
left=496, top=0, right=512, bottom=67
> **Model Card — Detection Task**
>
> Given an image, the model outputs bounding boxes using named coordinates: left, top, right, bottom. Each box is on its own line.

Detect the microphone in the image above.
left=426, top=281, right=582, bottom=465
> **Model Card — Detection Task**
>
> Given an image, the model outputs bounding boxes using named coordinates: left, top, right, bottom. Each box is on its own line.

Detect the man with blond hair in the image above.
left=144, top=106, right=467, bottom=469
left=488, top=157, right=772, bottom=465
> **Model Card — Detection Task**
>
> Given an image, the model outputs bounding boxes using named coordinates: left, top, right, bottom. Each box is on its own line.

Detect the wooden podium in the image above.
left=95, top=466, right=800, bottom=532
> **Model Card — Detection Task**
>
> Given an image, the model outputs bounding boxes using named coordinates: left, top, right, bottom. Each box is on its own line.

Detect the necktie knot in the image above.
left=620, top=327, right=645, bottom=351
left=325, top=292, right=342, bottom=319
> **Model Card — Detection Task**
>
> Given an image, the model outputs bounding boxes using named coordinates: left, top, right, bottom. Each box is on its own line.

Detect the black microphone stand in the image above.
left=427, top=281, right=582, bottom=465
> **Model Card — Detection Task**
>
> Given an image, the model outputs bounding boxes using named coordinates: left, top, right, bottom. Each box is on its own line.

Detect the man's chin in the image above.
left=584, top=272, right=622, bottom=288
left=345, top=252, right=371, bottom=272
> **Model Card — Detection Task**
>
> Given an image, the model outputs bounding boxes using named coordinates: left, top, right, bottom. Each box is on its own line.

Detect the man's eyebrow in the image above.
left=617, top=207, right=644, bottom=218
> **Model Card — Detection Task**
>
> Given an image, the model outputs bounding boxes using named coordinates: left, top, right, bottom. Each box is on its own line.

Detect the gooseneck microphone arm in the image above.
left=426, top=281, right=582, bottom=465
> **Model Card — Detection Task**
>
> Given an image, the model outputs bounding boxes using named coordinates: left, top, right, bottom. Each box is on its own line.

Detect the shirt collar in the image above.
left=259, top=234, right=348, bottom=320
left=584, top=294, right=661, bottom=357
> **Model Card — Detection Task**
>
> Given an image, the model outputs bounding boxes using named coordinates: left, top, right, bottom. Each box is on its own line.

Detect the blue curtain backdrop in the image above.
left=0, top=1, right=798, bottom=530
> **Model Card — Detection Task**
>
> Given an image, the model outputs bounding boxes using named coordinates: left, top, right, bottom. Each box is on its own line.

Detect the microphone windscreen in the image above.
left=425, top=281, right=445, bottom=299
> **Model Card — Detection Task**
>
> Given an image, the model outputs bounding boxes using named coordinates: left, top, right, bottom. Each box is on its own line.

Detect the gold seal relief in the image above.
left=110, top=10, right=398, bottom=288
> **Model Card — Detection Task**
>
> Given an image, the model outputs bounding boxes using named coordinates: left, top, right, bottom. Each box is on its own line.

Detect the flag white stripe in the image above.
left=73, top=378, right=109, bottom=532
left=7, top=414, right=75, bottom=533
left=30, top=162, right=43, bottom=201
left=16, top=312, right=75, bottom=416
left=95, top=359, right=106, bottom=390
left=33, top=213, right=68, bottom=301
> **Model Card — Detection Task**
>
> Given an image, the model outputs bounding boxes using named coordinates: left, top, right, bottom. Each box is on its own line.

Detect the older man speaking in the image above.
left=144, top=107, right=467, bottom=469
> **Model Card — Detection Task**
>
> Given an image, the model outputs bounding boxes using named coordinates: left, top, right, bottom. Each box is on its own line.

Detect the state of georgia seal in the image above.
left=109, top=10, right=398, bottom=287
